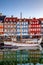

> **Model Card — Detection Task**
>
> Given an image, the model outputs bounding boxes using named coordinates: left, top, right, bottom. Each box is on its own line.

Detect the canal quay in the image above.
left=0, top=48, right=43, bottom=65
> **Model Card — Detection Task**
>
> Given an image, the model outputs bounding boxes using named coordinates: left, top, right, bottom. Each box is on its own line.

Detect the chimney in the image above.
left=20, top=12, right=22, bottom=19
left=11, top=15, right=13, bottom=17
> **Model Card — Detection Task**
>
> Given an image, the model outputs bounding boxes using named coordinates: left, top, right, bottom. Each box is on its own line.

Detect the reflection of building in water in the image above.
left=0, top=50, right=43, bottom=64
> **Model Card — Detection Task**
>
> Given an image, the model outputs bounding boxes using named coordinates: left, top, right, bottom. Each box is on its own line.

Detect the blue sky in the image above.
left=0, top=0, right=43, bottom=18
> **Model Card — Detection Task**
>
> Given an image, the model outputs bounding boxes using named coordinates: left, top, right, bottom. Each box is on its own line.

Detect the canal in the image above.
left=0, top=49, right=43, bottom=65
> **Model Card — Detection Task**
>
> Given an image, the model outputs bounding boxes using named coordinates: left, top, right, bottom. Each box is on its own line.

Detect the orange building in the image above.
left=0, top=14, right=5, bottom=36
left=4, top=16, right=17, bottom=36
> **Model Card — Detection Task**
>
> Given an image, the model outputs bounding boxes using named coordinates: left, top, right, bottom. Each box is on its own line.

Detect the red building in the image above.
left=29, top=18, right=41, bottom=38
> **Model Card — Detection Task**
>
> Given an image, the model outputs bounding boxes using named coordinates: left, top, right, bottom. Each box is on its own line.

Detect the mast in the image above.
left=20, top=12, right=22, bottom=41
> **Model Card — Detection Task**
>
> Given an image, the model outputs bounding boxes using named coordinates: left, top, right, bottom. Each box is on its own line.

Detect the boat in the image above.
left=4, top=37, right=42, bottom=50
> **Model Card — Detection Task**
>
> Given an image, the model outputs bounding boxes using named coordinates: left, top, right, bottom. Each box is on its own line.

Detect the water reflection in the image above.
left=0, top=49, right=43, bottom=65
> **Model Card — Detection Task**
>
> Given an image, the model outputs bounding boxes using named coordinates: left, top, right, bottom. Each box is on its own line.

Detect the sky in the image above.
left=0, top=0, right=43, bottom=18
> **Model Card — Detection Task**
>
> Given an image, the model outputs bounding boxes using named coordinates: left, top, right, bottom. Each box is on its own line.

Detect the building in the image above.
left=0, top=13, right=43, bottom=41
left=16, top=19, right=29, bottom=40
left=0, top=13, right=6, bottom=36
left=4, top=17, right=42, bottom=39
left=29, top=18, right=41, bottom=38
left=0, top=13, right=43, bottom=48
left=4, top=16, right=17, bottom=37
left=39, top=18, right=43, bottom=36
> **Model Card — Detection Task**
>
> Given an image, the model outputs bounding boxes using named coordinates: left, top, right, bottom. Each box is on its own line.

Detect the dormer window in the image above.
left=13, top=19, right=15, bottom=21
left=10, top=19, right=12, bottom=21
left=6, top=19, right=8, bottom=21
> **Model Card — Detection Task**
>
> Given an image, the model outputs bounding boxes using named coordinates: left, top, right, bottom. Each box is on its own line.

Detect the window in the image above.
left=17, top=32, right=21, bottom=35
left=8, top=30, right=10, bottom=32
left=37, top=25, right=39, bottom=27
left=8, top=25, right=10, bottom=27
left=34, top=29, right=36, bottom=31
left=33, top=29, right=35, bottom=31
left=22, top=29, right=28, bottom=32
left=32, top=22, right=34, bottom=24
left=30, top=21, right=32, bottom=24
left=41, top=21, right=43, bottom=23
left=11, top=22, right=13, bottom=24
left=11, top=30, right=13, bottom=32
left=41, top=25, right=43, bottom=27
left=22, top=33, right=28, bottom=35
left=30, top=29, right=32, bottom=31
left=36, top=21, right=38, bottom=24
left=6, top=19, right=8, bottom=21
left=22, top=30, right=25, bottom=32
left=37, top=29, right=39, bottom=31
left=8, top=22, right=10, bottom=24
left=17, top=28, right=20, bottom=30
left=19, top=22, right=21, bottom=25
left=10, top=19, right=12, bottom=21
left=25, top=26, right=28, bottom=28
left=26, top=22, right=28, bottom=24
left=34, top=22, right=36, bottom=24
left=29, top=25, right=31, bottom=28
left=0, top=29, right=3, bottom=32
left=32, top=25, right=34, bottom=27
left=23, top=26, right=26, bottom=27
left=38, top=29, right=40, bottom=31
left=4, top=25, right=7, bottom=27
left=14, top=25, right=16, bottom=28
left=24, top=22, right=26, bottom=25
left=4, top=22, right=7, bottom=24
left=17, top=29, right=20, bottom=32
left=21, top=22, right=23, bottom=25
left=11, top=25, right=13, bottom=27
left=4, top=29, right=7, bottom=32
left=41, top=29, right=43, bottom=32
left=17, top=26, right=20, bottom=28
left=13, top=19, right=15, bottom=21
left=17, top=24, right=20, bottom=26
left=17, top=22, right=20, bottom=24
left=14, top=22, right=16, bottom=24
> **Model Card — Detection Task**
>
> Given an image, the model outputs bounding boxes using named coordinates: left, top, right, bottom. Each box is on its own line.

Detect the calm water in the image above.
left=0, top=49, right=43, bottom=65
